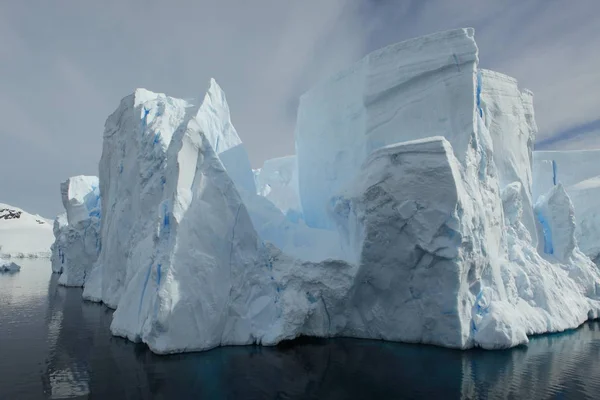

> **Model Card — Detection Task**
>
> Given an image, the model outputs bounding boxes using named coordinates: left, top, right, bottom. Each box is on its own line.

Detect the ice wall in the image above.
left=479, top=70, right=538, bottom=244
left=296, top=28, right=479, bottom=229
left=51, top=176, right=101, bottom=287
left=83, top=89, right=193, bottom=307
left=110, top=111, right=279, bottom=353
left=333, top=137, right=497, bottom=348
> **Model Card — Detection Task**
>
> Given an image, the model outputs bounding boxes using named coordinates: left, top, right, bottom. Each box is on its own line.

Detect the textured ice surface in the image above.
left=51, top=176, right=101, bottom=287
left=480, top=70, right=538, bottom=245
left=534, top=150, right=600, bottom=263
left=55, top=27, right=600, bottom=353
left=0, top=203, right=53, bottom=259
left=83, top=88, right=193, bottom=308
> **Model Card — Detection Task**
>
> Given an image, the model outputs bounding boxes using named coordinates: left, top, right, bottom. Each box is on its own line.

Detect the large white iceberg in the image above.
left=0, top=203, right=53, bottom=259
left=50, top=175, right=101, bottom=287
left=55, top=27, right=600, bottom=353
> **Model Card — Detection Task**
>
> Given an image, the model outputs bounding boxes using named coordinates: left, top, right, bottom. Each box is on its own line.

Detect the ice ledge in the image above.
left=364, top=136, right=453, bottom=165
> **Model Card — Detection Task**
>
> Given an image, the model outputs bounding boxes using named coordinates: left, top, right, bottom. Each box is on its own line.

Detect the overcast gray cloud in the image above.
left=1, top=0, right=598, bottom=217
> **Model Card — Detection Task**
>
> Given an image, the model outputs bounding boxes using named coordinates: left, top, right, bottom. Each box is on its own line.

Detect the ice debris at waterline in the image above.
left=0, top=261, right=21, bottom=273
left=50, top=28, right=600, bottom=354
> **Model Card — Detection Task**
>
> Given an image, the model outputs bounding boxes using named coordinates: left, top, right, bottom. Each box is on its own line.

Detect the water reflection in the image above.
left=1, top=260, right=599, bottom=399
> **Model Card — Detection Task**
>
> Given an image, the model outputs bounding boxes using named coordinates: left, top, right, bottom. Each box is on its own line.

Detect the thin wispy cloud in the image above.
left=0, top=0, right=598, bottom=217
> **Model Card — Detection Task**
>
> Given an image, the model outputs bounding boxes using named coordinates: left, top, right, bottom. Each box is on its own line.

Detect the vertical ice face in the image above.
left=479, top=70, right=538, bottom=245
left=334, top=138, right=480, bottom=348
left=295, top=28, right=479, bottom=229
left=83, top=89, right=194, bottom=307
left=110, top=112, right=278, bottom=353
left=51, top=176, right=101, bottom=287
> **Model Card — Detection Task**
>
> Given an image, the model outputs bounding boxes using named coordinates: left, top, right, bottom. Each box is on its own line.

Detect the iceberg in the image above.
left=0, top=260, right=21, bottom=273
left=52, top=27, right=600, bottom=353
left=533, top=150, right=600, bottom=263
left=0, top=203, right=53, bottom=259
left=50, top=176, right=101, bottom=287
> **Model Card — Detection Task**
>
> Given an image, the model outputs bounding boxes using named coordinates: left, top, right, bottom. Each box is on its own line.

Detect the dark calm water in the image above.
left=1, top=260, right=599, bottom=399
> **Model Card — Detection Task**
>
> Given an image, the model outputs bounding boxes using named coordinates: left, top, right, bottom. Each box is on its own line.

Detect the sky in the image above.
left=1, top=0, right=599, bottom=218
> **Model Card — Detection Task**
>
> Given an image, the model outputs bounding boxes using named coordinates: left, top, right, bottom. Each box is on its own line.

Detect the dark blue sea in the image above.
left=1, top=259, right=599, bottom=399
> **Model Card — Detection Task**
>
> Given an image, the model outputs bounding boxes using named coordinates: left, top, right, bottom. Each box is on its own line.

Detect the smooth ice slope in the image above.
left=195, top=79, right=256, bottom=195
left=196, top=82, right=346, bottom=262
left=254, top=155, right=302, bottom=219
left=296, top=28, right=479, bottom=229
left=51, top=176, right=101, bottom=287
left=534, top=150, right=600, bottom=262
left=0, top=203, right=53, bottom=259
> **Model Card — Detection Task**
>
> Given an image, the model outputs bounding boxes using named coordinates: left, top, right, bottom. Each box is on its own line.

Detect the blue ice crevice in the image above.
left=162, top=202, right=170, bottom=230
left=471, top=288, right=491, bottom=334
left=140, top=107, right=151, bottom=134
left=537, top=209, right=554, bottom=255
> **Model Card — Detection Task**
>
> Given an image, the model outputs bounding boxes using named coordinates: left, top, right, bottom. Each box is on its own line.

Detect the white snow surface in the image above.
left=58, top=27, right=600, bottom=354
left=0, top=203, right=53, bottom=259
left=51, top=176, right=101, bottom=287
left=533, top=150, right=600, bottom=263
